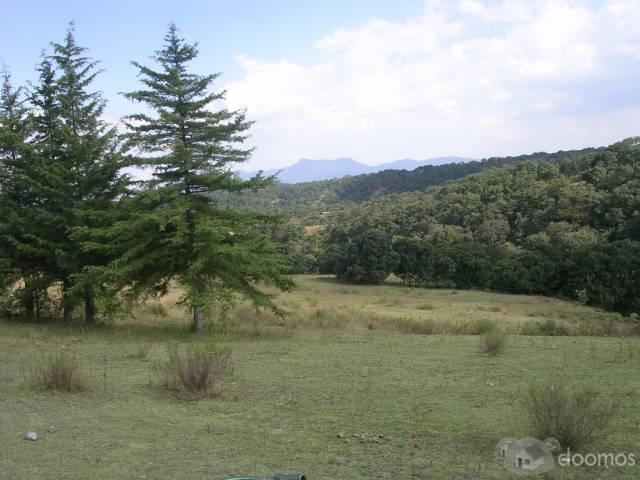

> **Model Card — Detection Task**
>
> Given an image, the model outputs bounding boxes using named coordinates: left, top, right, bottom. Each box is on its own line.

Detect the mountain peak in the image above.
left=238, top=156, right=473, bottom=183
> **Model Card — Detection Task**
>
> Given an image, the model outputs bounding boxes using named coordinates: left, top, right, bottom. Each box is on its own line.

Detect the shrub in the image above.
left=615, top=322, right=640, bottom=337
left=449, top=319, right=499, bottom=335
left=391, top=317, right=440, bottom=335
left=601, top=312, right=625, bottom=324
left=480, top=328, right=506, bottom=356
left=576, top=320, right=608, bottom=337
left=521, top=383, right=618, bottom=451
left=521, top=319, right=570, bottom=336
left=476, top=319, right=498, bottom=335
left=575, top=288, right=589, bottom=305
left=158, top=343, right=233, bottom=399
left=31, top=351, right=89, bottom=392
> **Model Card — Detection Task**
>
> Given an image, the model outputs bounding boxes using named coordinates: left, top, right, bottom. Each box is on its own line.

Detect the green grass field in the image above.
left=1, top=276, right=638, bottom=479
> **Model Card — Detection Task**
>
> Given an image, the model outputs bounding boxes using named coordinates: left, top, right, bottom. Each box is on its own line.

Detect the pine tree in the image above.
left=0, top=71, right=36, bottom=315
left=48, top=25, right=130, bottom=322
left=115, top=24, right=291, bottom=332
left=0, top=71, right=61, bottom=319
left=1, top=26, right=129, bottom=322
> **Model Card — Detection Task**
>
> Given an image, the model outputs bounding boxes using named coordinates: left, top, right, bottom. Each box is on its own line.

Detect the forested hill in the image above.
left=215, top=145, right=602, bottom=215
left=320, top=137, right=640, bottom=315
left=218, top=137, right=640, bottom=316
left=328, top=139, right=639, bottom=242
left=334, top=147, right=601, bottom=202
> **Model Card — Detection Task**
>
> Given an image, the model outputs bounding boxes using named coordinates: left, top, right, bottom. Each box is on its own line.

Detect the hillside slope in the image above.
left=321, top=138, right=640, bottom=314
left=219, top=146, right=602, bottom=217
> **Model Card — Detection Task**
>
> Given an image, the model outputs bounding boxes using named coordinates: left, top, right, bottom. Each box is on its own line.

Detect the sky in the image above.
left=1, top=0, right=640, bottom=171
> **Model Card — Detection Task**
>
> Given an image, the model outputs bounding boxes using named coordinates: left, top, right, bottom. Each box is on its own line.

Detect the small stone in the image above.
left=25, top=431, right=38, bottom=441
left=47, top=426, right=58, bottom=433
left=336, top=432, right=344, bottom=439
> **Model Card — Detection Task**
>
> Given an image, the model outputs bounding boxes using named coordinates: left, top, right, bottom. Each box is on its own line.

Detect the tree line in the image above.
left=319, top=140, right=640, bottom=316
left=0, top=24, right=290, bottom=331
left=211, top=144, right=620, bottom=278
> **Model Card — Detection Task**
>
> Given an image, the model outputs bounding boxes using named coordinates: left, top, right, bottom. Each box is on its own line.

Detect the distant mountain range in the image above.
left=237, top=156, right=473, bottom=183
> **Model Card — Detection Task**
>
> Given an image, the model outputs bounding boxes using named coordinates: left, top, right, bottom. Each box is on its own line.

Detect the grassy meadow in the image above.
left=1, top=276, right=639, bottom=479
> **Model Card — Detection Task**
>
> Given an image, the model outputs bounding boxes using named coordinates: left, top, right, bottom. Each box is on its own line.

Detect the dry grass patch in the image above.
left=156, top=343, right=233, bottom=399
left=522, top=383, right=618, bottom=451
left=479, top=328, right=507, bottom=356
left=31, top=351, right=89, bottom=392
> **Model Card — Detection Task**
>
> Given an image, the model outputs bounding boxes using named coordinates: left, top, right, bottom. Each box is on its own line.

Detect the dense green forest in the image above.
left=212, top=146, right=601, bottom=215
left=323, top=139, right=640, bottom=315
left=219, top=139, right=640, bottom=316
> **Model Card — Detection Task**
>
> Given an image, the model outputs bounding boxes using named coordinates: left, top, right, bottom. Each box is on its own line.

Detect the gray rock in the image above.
left=24, top=431, right=38, bottom=441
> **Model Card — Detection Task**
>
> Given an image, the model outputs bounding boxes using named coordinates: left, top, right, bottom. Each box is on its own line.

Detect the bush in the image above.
left=521, top=319, right=570, bottom=336
left=158, top=343, right=233, bottom=399
left=521, top=383, right=618, bottom=451
left=391, top=317, right=440, bottom=335
left=476, top=319, right=498, bottom=335
left=479, top=328, right=506, bottom=356
left=31, top=351, right=89, bottom=392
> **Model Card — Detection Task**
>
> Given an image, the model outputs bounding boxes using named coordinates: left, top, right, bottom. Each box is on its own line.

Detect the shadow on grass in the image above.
left=0, top=315, right=299, bottom=344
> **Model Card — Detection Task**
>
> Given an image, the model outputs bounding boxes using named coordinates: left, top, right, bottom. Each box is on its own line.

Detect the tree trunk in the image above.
left=23, top=291, right=35, bottom=319
left=84, top=287, right=95, bottom=324
left=34, top=288, right=41, bottom=322
left=193, top=306, right=205, bottom=333
left=63, top=278, right=73, bottom=322
left=21, top=277, right=36, bottom=318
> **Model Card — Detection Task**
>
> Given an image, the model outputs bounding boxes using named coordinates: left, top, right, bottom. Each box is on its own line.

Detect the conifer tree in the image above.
left=1, top=26, right=129, bottom=322
left=114, top=24, right=291, bottom=332
left=47, top=25, right=129, bottom=322
left=0, top=71, right=37, bottom=315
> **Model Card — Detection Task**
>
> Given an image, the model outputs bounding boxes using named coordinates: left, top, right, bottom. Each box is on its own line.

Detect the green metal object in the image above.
left=222, top=475, right=306, bottom=480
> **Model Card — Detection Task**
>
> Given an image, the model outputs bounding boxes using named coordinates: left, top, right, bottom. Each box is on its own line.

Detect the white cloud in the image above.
left=225, top=0, right=640, bottom=170
left=458, top=0, right=491, bottom=19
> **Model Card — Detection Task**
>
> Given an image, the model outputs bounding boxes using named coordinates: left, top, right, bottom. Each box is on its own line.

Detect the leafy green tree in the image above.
left=110, top=24, right=291, bottom=332
left=317, top=243, right=341, bottom=274
left=335, top=227, right=398, bottom=284
left=576, top=240, right=640, bottom=314
left=393, top=237, right=423, bottom=286
left=474, top=218, right=510, bottom=247
left=447, top=242, right=495, bottom=289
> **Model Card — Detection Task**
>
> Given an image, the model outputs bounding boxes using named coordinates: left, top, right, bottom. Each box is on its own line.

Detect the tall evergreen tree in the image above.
left=114, top=24, right=291, bottom=332
left=0, top=71, right=35, bottom=315
left=49, top=25, right=129, bottom=322
left=0, top=71, right=58, bottom=318
left=1, top=26, right=129, bottom=322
